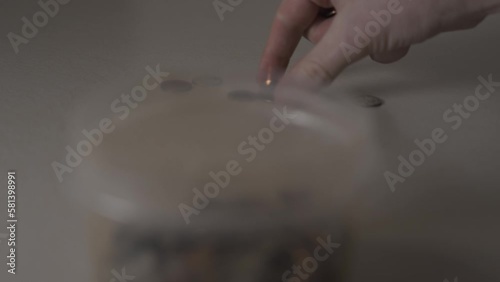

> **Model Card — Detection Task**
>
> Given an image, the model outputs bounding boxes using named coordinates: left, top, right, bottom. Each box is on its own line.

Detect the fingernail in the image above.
left=258, top=67, right=283, bottom=88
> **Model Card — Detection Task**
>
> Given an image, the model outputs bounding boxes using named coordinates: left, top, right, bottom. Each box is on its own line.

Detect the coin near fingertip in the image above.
left=257, top=91, right=274, bottom=102
left=355, top=95, right=384, bottom=108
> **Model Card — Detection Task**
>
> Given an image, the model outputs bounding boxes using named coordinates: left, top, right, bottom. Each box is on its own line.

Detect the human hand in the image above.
left=258, top=0, right=500, bottom=92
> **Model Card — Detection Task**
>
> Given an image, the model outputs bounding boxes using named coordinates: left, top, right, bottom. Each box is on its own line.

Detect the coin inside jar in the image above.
left=160, top=80, right=193, bottom=93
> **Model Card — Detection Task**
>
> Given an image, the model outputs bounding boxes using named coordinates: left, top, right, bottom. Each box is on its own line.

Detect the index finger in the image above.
left=258, top=0, right=320, bottom=85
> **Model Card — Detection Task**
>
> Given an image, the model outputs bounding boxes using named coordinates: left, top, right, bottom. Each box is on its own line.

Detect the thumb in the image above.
left=278, top=15, right=369, bottom=93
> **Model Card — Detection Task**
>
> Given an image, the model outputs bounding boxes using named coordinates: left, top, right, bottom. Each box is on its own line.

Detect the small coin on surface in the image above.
left=256, top=91, right=274, bottom=102
left=355, top=95, right=384, bottom=108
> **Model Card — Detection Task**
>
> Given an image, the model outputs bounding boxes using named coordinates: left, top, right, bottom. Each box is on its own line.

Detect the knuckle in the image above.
left=299, top=60, right=335, bottom=86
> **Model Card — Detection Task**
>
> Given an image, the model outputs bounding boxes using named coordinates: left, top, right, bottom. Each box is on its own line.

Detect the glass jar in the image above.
left=61, top=73, right=374, bottom=282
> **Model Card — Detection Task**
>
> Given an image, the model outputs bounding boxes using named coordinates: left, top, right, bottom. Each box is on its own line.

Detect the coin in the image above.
left=256, top=91, right=274, bottom=102
left=355, top=95, right=384, bottom=108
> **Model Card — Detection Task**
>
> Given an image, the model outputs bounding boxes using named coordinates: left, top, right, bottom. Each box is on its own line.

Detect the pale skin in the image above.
left=258, top=0, right=500, bottom=92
